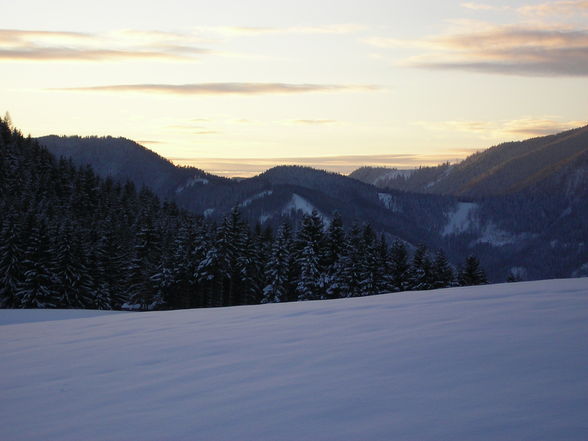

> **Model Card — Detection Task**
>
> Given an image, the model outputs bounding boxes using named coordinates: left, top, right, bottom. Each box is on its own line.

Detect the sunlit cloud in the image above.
left=289, top=119, right=338, bottom=125
left=461, top=2, right=511, bottom=11
left=0, top=29, right=91, bottom=45
left=417, top=117, right=586, bottom=138
left=0, top=48, right=190, bottom=61
left=460, top=1, right=588, bottom=16
left=367, top=24, right=588, bottom=76
left=53, top=82, right=379, bottom=95
left=212, top=24, right=365, bottom=36
left=137, top=140, right=165, bottom=145
left=0, top=27, right=210, bottom=62
left=170, top=152, right=475, bottom=178
left=501, top=117, right=587, bottom=136
left=518, top=0, right=588, bottom=16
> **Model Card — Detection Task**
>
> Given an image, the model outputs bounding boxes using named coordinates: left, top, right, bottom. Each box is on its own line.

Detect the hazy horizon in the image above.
left=2, top=0, right=587, bottom=176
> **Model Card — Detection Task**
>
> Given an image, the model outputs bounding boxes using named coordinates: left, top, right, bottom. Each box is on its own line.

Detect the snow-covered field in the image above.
left=2, top=279, right=588, bottom=441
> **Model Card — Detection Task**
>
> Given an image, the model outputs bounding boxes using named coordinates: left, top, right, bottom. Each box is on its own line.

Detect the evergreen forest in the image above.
left=0, top=117, right=487, bottom=311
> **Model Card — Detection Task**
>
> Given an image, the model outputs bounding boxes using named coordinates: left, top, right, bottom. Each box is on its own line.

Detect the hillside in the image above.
left=34, top=127, right=588, bottom=282
left=38, top=135, right=227, bottom=199
left=2, top=278, right=587, bottom=441
left=350, top=125, right=588, bottom=197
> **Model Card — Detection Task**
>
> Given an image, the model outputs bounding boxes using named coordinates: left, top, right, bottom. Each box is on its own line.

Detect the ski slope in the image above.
left=2, top=279, right=588, bottom=441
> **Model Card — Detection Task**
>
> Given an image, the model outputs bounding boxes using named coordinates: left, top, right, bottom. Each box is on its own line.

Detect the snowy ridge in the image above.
left=2, top=278, right=588, bottom=441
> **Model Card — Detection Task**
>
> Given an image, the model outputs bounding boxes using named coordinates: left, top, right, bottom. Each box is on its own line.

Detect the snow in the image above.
left=2, top=278, right=588, bottom=441
left=378, top=192, right=402, bottom=212
left=239, top=190, right=273, bottom=207
left=473, top=222, right=516, bottom=247
left=0, top=309, right=126, bottom=326
left=175, top=175, right=209, bottom=193
left=374, top=168, right=414, bottom=186
left=282, top=193, right=321, bottom=217
left=442, top=202, right=477, bottom=236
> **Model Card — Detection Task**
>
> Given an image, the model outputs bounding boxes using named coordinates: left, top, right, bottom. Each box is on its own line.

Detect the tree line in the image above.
left=0, top=116, right=487, bottom=311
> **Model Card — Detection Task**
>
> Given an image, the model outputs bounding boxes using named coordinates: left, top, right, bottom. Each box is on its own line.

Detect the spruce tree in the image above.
left=431, top=249, right=455, bottom=289
left=458, top=255, right=488, bottom=286
left=0, top=218, right=24, bottom=307
left=262, top=223, right=292, bottom=303
left=389, top=240, right=410, bottom=292
left=410, top=244, right=433, bottom=291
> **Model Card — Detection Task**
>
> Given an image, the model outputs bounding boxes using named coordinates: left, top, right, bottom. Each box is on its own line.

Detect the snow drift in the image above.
left=2, top=278, right=588, bottom=441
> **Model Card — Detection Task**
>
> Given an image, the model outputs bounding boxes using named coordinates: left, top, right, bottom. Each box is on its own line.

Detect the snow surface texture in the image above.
left=2, top=279, right=588, bottom=441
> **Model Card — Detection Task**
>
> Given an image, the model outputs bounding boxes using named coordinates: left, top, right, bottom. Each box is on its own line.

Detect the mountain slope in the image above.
left=350, top=124, right=588, bottom=197
left=39, top=135, right=227, bottom=199
left=2, top=278, right=588, bottom=441
left=36, top=129, right=588, bottom=282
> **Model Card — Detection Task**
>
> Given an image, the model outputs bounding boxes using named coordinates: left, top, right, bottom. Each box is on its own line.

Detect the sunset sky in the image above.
left=2, top=0, right=587, bottom=176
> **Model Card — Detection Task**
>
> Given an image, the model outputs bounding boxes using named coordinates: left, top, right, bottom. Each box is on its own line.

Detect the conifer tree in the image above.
left=0, top=218, right=24, bottom=307
left=17, top=217, right=55, bottom=308
left=458, top=256, right=488, bottom=286
left=389, top=240, right=410, bottom=292
left=296, top=243, right=321, bottom=301
left=410, top=244, right=433, bottom=291
left=262, top=223, right=292, bottom=303
left=431, top=249, right=455, bottom=289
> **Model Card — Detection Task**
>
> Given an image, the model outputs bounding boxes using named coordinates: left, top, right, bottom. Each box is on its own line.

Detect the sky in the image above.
left=1, top=0, right=587, bottom=176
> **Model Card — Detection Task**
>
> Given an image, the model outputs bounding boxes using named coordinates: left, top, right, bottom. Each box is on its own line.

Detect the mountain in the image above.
left=349, top=124, right=588, bottom=198
left=3, top=278, right=588, bottom=441
left=38, top=136, right=454, bottom=248
left=36, top=127, right=588, bottom=282
left=38, top=135, right=227, bottom=199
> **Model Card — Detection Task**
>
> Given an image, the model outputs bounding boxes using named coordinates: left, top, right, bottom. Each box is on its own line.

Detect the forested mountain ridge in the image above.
left=1, top=117, right=485, bottom=310
left=34, top=123, right=588, bottom=282
left=39, top=135, right=227, bottom=200
left=349, top=124, right=588, bottom=197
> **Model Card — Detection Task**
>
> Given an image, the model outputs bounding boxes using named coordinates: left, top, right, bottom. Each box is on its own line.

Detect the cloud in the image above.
left=137, top=140, right=164, bottom=145
left=0, top=48, right=189, bottom=61
left=460, top=1, right=588, bottom=16
left=212, top=24, right=365, bottom=36
left=417, top=117, right=586, bottom=138
left=289, top=119, right=338, bottom=125
left=0, top=29, right=90, bottom=45
left=368, top=24, right=588, bottom=76
left=169, top=152, right=474, bottom=177
left=53, top=82, right=379, bottom=96
left=0, top=27, right=209, bottom=62
left=501, top=117, right=587, bottom=136
left=518, top=1, right=588, bottom=16
left=461, top=2, right=511, bottom=11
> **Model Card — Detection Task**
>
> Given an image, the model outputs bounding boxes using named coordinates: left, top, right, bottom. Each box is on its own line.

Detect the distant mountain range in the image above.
left=38, top=125, right=588, bottom=282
